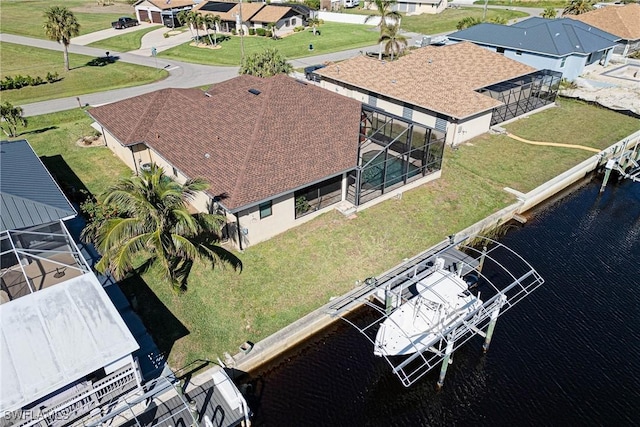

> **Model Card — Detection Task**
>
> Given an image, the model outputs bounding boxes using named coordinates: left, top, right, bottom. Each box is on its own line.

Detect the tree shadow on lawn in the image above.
left=40, top=154, right=91, bottom=204
left=19, top=126, right=58, bottom=136
left=119, top=272, right=190, bottom=360
left=74, top=55, right=121, bottom=70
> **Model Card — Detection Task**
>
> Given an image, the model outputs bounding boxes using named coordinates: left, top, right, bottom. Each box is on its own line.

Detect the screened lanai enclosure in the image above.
left=479, top=69, right=563, bottom=126
left=347, top=106, right=445, bottom=206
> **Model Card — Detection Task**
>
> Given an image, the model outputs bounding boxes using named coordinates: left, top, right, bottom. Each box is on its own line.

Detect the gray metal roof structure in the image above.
left=0, top=139, right=76, bottom=232
left=0, top=271, right=140, bottom=412
left=448, top=17, right=619, bottom=58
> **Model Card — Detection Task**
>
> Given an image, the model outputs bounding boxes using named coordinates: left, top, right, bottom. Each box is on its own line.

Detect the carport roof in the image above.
left=88, top=75, right=362, bottom=212
left=316, top=42, right=536, bottom=120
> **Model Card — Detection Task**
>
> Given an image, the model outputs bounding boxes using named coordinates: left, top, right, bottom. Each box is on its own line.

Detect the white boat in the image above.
left=374, top=258, right=482, bottom=357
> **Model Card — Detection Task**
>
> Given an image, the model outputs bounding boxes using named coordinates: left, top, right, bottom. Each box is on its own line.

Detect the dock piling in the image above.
left=483, top=295, right=507, bottom=353
left=436, top=333, right=455, bottom=389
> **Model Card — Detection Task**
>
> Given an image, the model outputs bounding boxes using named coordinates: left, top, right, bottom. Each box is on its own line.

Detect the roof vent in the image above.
left=205, top=92, right=212, bottom=97
left=204, top=153, right=211, bottom=159
left=248, top=88, right=261, bottom=95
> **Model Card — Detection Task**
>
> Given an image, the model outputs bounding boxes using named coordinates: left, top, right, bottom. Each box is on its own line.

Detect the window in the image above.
left=516, top=50, right=522, bottom=56
left=496, top=47, right=505, bottom=54
left=560, top=57, right=566, bottom=68
left=291, top=18, right=296, bottom=26
left=259, top=201, right=272, bottom=219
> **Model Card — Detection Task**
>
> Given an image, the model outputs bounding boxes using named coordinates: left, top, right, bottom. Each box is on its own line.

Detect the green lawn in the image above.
left=87, top=25, right=163, bottom=52
left=160, top=23, right=380, bottom=66
left=0, top=0, right=136, bottom=39
left=339, top=6, right=529, bottom=34
left=400, top=7, right=529, bottom=34
left=10, top=98, right=639, bottom=368
left=0, top=42, right=167, bottom=105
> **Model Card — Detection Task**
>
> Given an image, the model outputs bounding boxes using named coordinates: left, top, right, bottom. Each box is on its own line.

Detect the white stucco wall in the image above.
left=447, top=113, right=493, bottom=146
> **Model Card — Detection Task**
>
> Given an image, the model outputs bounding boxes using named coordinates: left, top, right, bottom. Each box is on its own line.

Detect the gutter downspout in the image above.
left=234, top=213, right=243, bottom=251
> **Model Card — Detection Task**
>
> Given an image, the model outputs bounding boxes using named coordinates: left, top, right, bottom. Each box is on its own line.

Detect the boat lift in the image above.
left=600, top=137, right=640, bottom=192
left=325, top=236, right=544, bottom=388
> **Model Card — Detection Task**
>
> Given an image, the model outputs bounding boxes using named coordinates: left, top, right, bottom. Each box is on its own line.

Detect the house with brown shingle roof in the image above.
left=569, top=3, right=640, bottom=57
left=315, top=42, right=563, bottom=146
left=134, top=0, right=198, bottom=26
left=88, top=75, right=446, bottom=248
left=193, top=1, right=305, bottom=36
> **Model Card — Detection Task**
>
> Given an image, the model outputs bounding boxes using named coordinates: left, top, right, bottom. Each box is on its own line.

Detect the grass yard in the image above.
left=340, top=6, right=528, bottom=35
left=12, top=99, right=639, bottom=368
left=400, top=7, right=529, bottom=34
left=0, top=42, right=167, bottom=105
left=0, top=0, right=136, bottom=39
left=8, top=109, right=132, bottom=197
left=450, top=98, right=640, bottom=193
left=87, top=25, right=163, bottom=52
left=160, top=23, right=380, bottom=66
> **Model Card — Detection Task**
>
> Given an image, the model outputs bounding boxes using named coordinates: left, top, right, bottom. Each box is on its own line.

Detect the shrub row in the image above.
left=1, top=72, right=60, bottom=91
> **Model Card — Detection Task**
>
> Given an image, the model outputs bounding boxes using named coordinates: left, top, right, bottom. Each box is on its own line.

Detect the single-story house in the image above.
left=314, top=41, right=562, bottom=147
left=0, top=140, right=141, bottom=426
left=569, top=3, right=640, bottom=57
left=193, top=1, right=306, bottom=36
left=363, top=0, right=447, bottom=15
left=134, top=0, right=199, bottom=27
left=88, top=74, right=446, bottom=249
left=448, top=17, right=620, bottom=81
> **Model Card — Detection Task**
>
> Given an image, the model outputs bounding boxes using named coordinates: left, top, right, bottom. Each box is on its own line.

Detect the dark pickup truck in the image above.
left=111, top=17, right=139, bottom=29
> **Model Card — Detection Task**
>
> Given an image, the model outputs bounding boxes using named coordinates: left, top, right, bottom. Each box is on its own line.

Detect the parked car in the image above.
left=112, top=17, right=139, bottom=29
left=304, top=64, right=326, bottom=82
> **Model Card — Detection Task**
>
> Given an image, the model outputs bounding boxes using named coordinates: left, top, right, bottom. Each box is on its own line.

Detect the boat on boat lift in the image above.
left=374, top=257, right=483, bottom=357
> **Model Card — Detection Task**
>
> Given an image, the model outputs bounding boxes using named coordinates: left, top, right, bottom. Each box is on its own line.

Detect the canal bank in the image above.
left=186, top=129, right=640, bottom=386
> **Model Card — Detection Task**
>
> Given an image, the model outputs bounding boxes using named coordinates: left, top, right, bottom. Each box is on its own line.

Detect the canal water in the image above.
left=245, top=175, right=640, bottom=426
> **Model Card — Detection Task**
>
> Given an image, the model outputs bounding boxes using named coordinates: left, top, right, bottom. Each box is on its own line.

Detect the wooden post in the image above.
left=436, top=333, right=455, bottom=389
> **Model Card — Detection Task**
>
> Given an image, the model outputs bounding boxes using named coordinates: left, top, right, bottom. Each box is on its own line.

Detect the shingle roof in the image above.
left=251, top=5, right=292, bottom=23
left=138, top=0, right=197, bottom=10
left=448, top=17, right=619, bottom=57
left=569, top=4, right=640, bottom=41
left=315, top=42, right=536, bottom=120
left=88, top=75, right=362, bottom=211
left=0, top=140, right=76, bottom=232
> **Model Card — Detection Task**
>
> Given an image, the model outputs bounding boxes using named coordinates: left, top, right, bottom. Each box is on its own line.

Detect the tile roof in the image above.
left=0, top=140, right=76, bottom=232
left=569, top=4, right=640, bottom=41
left=449, top=17, right=619, bottom=57
left=88, top=75, right=362, bottom=211
left=316, top=42, right=536, bottom=119
left=251, top=5, right=292, bottom=23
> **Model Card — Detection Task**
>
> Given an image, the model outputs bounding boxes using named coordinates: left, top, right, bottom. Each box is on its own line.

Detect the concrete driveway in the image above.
left=71, top=22, right=162, bottom=46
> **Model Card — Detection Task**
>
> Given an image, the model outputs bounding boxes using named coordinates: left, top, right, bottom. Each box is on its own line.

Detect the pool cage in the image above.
left=479, top=69, right=563, bottom=126
left=347, top=106, right=445, bottom=206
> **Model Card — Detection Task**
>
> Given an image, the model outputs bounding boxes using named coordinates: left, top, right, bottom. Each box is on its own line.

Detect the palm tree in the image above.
left=364, top=0, right=402, bottom=60
left=178, top=10, right=202, bottom=44
left=379, top=23, right=407, bottom=61
left=43, top=6, right=80, bottom=71
left=0, top=102, right=27, bottom=137
left=204, top=14, right=221, bottom=46
left=456, top=16, right=482, bottom=30
left=82, top=165, right=241, bottom=292
left=542, top=7, right=558, bottom=19
left=562, top=0, right=595, bottom=15
left=239, top=48, right=293, bottom=77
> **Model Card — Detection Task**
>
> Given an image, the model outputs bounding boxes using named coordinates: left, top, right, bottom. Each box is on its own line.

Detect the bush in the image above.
left=231, top=28, right=237, bottom=35
left=293, top=26, right=304, bottom=32
left=46, top=71, right=59, bottom=83
left=266, top=30, right=273, bottom=38
left=256, top=28, right=266, bottom=36
left=163, top=32, right=170, bottom=38
left=1, top=73, right=58, bottom=91
left=248, top=28, right=256, bottom=35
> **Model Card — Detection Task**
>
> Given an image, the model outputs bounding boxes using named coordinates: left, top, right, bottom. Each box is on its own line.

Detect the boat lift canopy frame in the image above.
left=326, top=236, right=544, bottom=387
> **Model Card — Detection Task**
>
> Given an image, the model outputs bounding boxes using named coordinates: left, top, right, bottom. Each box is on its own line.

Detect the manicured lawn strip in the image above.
left=87, top=25, right=163, bottom=52
left=400, top=8, right=528, bottom=34
left=0, top=0, right=133, bottom=39
left=10, top=108, right=132, bottom=197
left=338, top=7, right=528, bottom=34
left=474, top=0, right=566, bottom=7
left=17, top=99, right=639, bottom=367
left=160, top=23, right=380, bottom=66
left=451, top=98, right=640, bottom=193
left=0, top=43, right=167, bottom=104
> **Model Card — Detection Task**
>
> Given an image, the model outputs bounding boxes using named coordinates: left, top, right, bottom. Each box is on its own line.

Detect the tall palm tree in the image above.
left=178, top=10, right=203, bottom=44
left=43, top=6, right=80, bottom=71
left=379, top=23, right=407, bottom=61
left=204, top=14, right=221, bottom=46
left=562, top=0, right=595, bottom=15
left=82, top=165, right=241, bottom=292
left=364, top=0, right=401, bottom=60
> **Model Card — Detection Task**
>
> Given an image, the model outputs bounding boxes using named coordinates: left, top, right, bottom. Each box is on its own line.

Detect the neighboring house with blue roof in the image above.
left=448, top=17, right=619, bottom=81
